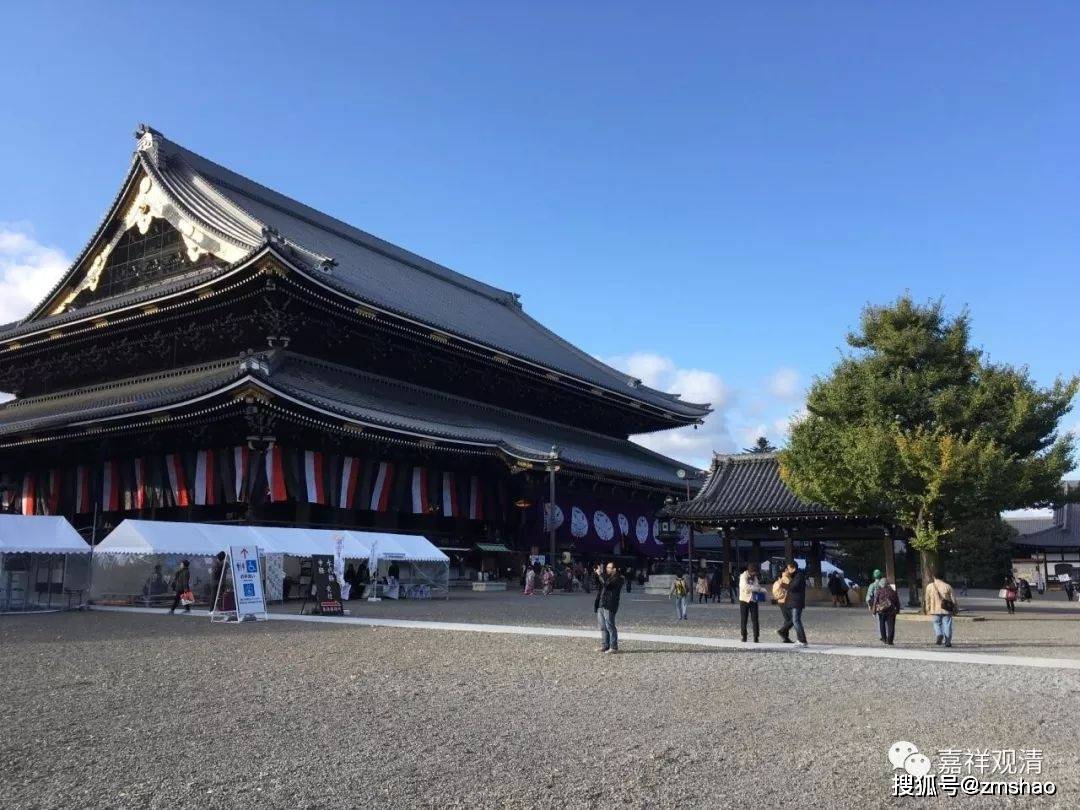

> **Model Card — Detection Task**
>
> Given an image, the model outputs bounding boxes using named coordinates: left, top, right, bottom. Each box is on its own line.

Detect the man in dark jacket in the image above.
left=778, top=560, right=808, bottom=645
left=168, top=559, right=191, bottom=615
left=593, top=562, right=623, bottom=654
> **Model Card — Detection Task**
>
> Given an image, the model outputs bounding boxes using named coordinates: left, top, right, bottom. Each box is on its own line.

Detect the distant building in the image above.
left=1004, top=482, right=1080, bottom=582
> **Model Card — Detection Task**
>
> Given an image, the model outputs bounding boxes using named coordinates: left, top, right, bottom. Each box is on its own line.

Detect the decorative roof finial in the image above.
left=261, top=225, right=284, bottom=246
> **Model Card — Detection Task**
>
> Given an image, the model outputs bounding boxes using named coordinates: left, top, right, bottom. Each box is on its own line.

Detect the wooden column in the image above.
left=782, top=528, right=794, bottom=562
left=751, top=539, right=761, bottom=565
left=721, top=530, right=732, bottom=589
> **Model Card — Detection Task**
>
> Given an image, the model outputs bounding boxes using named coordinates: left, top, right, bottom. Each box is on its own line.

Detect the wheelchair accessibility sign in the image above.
left=230, top=545, right=268, bottom=621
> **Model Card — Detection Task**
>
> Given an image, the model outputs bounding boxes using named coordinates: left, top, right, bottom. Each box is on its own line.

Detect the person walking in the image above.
left=1001, top=575, right=1018, bottom=614
left=925, top=571, right=957, bottom=648
left=775, top=560, right=808, bottom=645
left=738, top=563, right=766, bottom=642
left=1034, top=569, right=1045, bottom=595
left=866, top=569, right=899, bottom=645
left=541, top=566, right=555, bottom=596
left=670, top=573, right=690, bottom=620
left=828, top=572, right=843, bottom=607
left=1017, top=577, right=1032, bottom=602
left=523, top=566, right=536, bottom=595
left=168, top=559, right=192, bottom=615
left=1061, top=574, right=1076, bottom=602
left=709, top=566, right=724, bottom=603
left=695, top=571, right=710, bottom=604
left=594, top=562, right=623, bottom=653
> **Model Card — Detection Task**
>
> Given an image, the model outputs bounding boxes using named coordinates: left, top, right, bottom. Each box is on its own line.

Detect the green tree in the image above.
left=943, top=517, right=1017, bottom=589
left=779, top=296, right=1077, bottom=587
left=744, top=436, right=777, bottom=454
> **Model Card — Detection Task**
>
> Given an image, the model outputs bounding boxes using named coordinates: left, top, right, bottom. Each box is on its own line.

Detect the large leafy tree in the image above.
left=779, top=296, right=1077, bottom=583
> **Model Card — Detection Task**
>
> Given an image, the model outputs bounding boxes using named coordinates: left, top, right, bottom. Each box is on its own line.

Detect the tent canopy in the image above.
left=0, top=515, right=91, bottom=554
left=94, top=520, right=449, bottom=562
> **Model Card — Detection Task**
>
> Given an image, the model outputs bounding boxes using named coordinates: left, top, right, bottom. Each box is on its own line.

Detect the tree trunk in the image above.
left=919, top=548, right=939, bottom=613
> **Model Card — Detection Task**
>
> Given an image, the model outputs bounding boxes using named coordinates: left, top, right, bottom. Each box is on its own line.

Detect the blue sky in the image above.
left=2, top=2, right=1078, bottom=468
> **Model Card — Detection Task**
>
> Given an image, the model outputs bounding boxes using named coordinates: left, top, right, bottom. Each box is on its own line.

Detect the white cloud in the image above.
left=0, top=223, right=69, bottom=324
left=668, top=368, right=730, bottom=409
left=741, top=423, right=769, bottom=447
left=603, top=351, right=809, bottom=468
left=607, top=352, right=675, bottom=389
left=768, top=366, right=801, bottom=400
left=605, top=352, right=735, bottom=469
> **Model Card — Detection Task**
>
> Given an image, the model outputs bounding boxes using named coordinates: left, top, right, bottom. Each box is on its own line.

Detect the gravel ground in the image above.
left=275, top=588, right=1080, bottom=661
left=2, top=611, right=1079, bottom=809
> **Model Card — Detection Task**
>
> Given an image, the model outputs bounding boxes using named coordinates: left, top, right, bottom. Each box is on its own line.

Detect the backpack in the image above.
left=872, top=581, right=900, bottom=614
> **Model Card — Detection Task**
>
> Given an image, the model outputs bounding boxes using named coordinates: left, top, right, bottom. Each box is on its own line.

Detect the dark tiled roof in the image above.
left=0, top=351, right=693, bottom=487
left=0, top=265, right=232, bottom=342
left=0, top=359, right=243, bottom=436
left=1012, top=504, right=1080, bottom=549
left=16, top=127, right=705, bottom=420
left=666, top=452, right=842, bottom=522
left=268, top=354, right=693, bottom=486
left=1002, top=514, right=1057, bottom=536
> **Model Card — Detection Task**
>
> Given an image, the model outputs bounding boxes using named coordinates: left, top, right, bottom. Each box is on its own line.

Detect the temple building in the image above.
left=0, top=125, right=710, bottom=558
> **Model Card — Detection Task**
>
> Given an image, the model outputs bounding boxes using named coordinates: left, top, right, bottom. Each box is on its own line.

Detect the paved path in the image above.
left=92, top=605, right=1080, bottom=671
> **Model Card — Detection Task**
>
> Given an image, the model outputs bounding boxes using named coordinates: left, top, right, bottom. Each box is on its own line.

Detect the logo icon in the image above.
left=889, top=741, right=932, bottom=776
left=243, top=583, right=255, bottom=598
left=246, top=560, right=258, bottom=573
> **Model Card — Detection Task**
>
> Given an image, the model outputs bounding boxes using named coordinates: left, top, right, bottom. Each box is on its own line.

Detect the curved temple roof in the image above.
left=15, top=126, right=710, bottom=424
left=0, top=352, right=698, bottom=488
left=666, top=452, right=843, bottom=523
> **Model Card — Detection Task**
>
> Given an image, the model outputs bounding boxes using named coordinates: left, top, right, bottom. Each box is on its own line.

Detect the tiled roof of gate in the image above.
left=666, top=452, right=841, bottom=522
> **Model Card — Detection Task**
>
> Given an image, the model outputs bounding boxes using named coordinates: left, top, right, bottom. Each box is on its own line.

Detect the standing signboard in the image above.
left=310, top=553, right=343, bottom=615
left=230, top=545, right=267, bottom=621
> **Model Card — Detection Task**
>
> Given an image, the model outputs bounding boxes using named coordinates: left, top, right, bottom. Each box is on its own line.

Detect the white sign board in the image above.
left=230, top=545, right=267, bottom=620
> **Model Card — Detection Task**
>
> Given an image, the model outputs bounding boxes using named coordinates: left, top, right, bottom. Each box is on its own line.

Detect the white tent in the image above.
left=358, top=532, right=449, bottom=599
left=0, top=515, right=91, bottom=612
left=91, top=520, right=451, bottom=604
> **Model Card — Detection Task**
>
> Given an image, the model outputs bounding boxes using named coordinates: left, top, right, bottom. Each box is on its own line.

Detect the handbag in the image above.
left=935, top=584, right=956, bottom=614
left=997, top=588, right=1008, bottom=599
left=179, top=589, right=195, bottom=606
left=752, top=590, right=766, bottom=602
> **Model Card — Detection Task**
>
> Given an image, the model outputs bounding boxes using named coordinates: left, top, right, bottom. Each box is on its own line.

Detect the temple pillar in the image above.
left=722, top=530, right=732, bottom=589
left=751, top=539, right=761, bottom=565
left=782, top=527, right=794, bottom=562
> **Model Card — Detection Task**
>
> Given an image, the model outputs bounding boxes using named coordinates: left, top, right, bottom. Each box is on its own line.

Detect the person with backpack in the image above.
left=777, top=565, right=812, bottom=648
left=670, top=572, right=690, bottom=620
left=774, top=560, right=808, bottom=645
left=866, top=568, right=899, bottom=645
left=925, top=571, right=958, bottom=648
